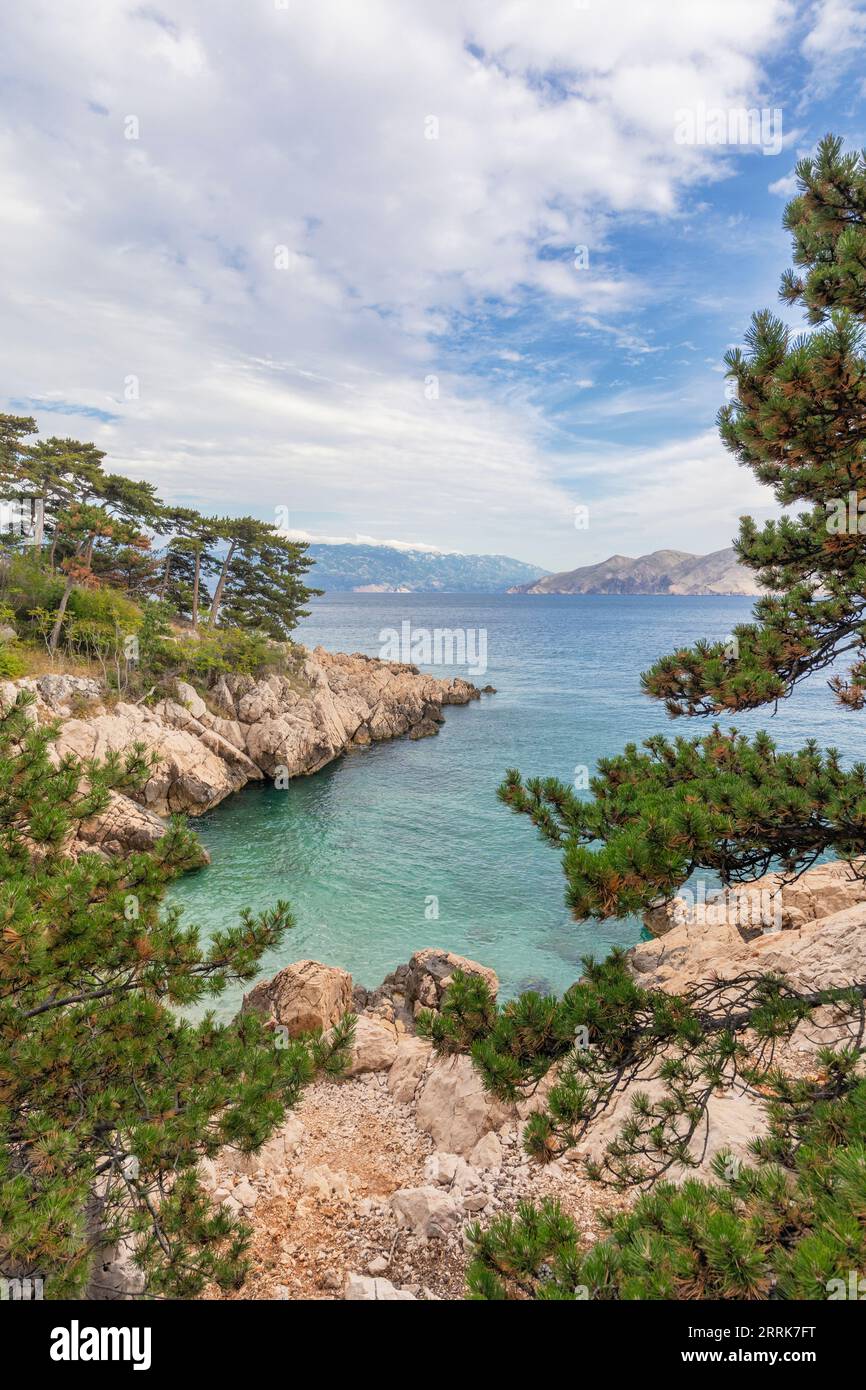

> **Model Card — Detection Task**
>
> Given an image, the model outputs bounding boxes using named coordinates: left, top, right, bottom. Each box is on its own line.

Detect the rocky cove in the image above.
left=7, top=655, right=866, bottom=1300
left=0, top=648, right=488, bottom=859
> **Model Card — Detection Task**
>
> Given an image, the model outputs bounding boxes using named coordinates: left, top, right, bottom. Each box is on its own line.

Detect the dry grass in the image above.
left=14, top=646, right=104, bottom=680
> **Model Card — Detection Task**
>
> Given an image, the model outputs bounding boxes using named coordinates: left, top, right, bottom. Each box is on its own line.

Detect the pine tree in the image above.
left=500, top=135, right=866, bottom=922
left=220, top=531, right=320, bottom=640
left=459, top=136, right=866, bottom=1300
left=0, top=692, right=353, bottom=1298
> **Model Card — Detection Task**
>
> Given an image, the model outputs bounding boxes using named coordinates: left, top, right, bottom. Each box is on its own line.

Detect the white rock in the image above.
left=415, top=1053, right=513, bottom=1157
left=389, top=1184, right=463, bottom=1239
left=344, top=1274, right=417, bottom=1301
left=346, top=1015, right=399, bottom=1074
left=469, top=1132, right=503, bottom=1170
left=387, top=1035, right=432, bottom=1103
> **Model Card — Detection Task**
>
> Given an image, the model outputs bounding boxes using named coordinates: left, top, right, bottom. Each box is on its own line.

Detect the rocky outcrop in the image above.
left=242, top=960, right=354, bottom=1037
left=243, top=949, right=511, bottom=1158
left=355, top=947, right=499, bottom=1026
left=631, top=865, right=866, bottom=996
left=415, top=1053, right=513, bottom=1158
left=1, top=650, right=486, bottom=857
left=643, top=858, right=866, bottom=937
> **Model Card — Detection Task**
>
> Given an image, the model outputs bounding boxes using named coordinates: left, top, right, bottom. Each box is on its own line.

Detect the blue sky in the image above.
left=1, top=0, right=865, bottom=570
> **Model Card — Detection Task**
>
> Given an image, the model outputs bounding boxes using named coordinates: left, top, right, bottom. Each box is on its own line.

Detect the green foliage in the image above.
left=499, top=730, right=866, bottom=921
left=0, top=692, right=352, bottom=1297
left=468, top=1077, right=866, bottom=1300
left=501, top=134, right=866, bottom=923
left=0, top=417, right=319, bottom=667
left=172, top=625, right=282, bottom=680
left=460, top=951, right=866, bottom=1299
left=67, top=581, right=142, bottom=631
left=472, top=134, right=866, bottom=1299
left=0, top=552, right=64, bottom=619
left=0, top=643, right=26, bottom=678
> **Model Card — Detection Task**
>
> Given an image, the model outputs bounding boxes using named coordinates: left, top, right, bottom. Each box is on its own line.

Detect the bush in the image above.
left=0, top=553, right=64, bottom=622
left=67, top=584, right=142, bottom=631
left=0, top=642, right=26, bottom=678
left=173, top=625, right=283, bottom=681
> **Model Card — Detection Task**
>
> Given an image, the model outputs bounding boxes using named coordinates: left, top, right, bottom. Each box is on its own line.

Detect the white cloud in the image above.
left=802, top=0, right=866, bottom=88
left=0, top=0, right=796, bottom=567
left=768, top=172, right=799, bottom=197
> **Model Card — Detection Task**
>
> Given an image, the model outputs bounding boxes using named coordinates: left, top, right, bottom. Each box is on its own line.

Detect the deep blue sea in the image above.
left=167, top=594, right=866, bottom=1017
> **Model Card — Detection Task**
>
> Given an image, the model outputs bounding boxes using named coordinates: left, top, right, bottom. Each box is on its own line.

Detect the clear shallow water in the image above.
left=167, top=594, right=866, bottom=1018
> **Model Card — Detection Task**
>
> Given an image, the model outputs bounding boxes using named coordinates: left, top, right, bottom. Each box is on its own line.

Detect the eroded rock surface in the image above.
left=1, top=650, right=486, bottom=857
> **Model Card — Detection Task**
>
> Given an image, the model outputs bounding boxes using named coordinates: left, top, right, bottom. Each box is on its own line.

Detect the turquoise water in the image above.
left=167, top=594, right=866, bottom=1017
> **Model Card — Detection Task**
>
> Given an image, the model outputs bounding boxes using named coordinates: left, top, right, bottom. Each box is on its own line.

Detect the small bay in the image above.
left=167, top=593, right=865, bottom=1018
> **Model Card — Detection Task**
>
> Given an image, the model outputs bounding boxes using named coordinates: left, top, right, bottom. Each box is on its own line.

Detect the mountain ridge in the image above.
left=305, top=541, right=548, bottom=593
left=509, top=547, right=763, bottom=596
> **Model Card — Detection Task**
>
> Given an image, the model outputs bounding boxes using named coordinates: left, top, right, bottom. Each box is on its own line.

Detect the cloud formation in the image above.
left=0, top=0, right=853, bottom=567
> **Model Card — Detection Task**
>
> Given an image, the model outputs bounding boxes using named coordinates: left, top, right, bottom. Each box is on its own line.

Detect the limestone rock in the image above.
left=174, top=679, right=207, bottom=720
left=346, top=1015, right=399, bottom=1074
left=344, top=1274, right=416, bottom=1301
left=469, top=1132, right=503, bottom=1170
left=74, top=791, right=169, bottom=858
left=415, top=1053, right=513, bottom=1157
left=242, top=959, right=353, bottom=1037
left=300, top=1166, right=352, bottom=1202
left=389, top=1184, right=463, bottom=1239
left=360, top=948, right=499, bottom=1025
left=630, top=899, right=866, bottom=997
left=386, top=1035, right=433, bottom=1103
left=423, top=1151, right=481, bottom=1191
left=3, top=648, right=486, bottom=845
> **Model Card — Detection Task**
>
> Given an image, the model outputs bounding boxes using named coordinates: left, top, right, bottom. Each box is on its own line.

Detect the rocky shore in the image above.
left=186, top=864, right=866, bottom=1302
left=0, top=649, right=485, bottom=857
left=10, top=658, right=866, bottom=1301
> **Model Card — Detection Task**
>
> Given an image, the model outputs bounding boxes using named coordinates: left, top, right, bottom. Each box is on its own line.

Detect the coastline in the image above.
left=0, top=647, right=490, bottom=859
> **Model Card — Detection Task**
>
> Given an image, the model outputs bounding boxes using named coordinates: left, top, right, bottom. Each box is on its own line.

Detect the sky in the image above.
left=1, top=0, right=865, bottom=572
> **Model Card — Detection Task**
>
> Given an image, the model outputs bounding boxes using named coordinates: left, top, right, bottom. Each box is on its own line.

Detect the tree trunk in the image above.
left=48, top=576, right=74, bottom=654
left=33, top=496, right=44, bottom=555
left=192, top=548, right=201, bottom=628
left=208, top=540, right=235, bottom=626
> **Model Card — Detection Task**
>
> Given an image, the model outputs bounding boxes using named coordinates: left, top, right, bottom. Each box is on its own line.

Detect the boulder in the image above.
left=242, top=959, right=353, bottom=1037
left=386, top=1035, right=433, bottom=1103
left=174, top=679, right=207, bottom=720
left=345, top=1015, right=399, bottom=1074
left=422, top=1151, right=481, bottom=1192
left=469, top=1132, right=503, bottom=1170
left=74, top=790, right=170, bottom=859
left=359, top=948, right=499, bottom=1025
left=344, top=1274, right=416, bottom=1301
left=415, top=1052, right=513, bottom=1157
left=389, top=1184, right=463, bottom=1239
left=406, top=949, right=499, bottom=1013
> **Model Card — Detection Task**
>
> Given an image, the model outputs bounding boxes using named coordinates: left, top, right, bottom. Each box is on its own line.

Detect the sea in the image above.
left=166, top=593, right=866, bottom=1018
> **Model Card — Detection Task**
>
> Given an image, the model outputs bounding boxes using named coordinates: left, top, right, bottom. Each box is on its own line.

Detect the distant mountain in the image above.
left=305, top=542, right=548, bottom=593
left=509, top=548, right=763, bottom=596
